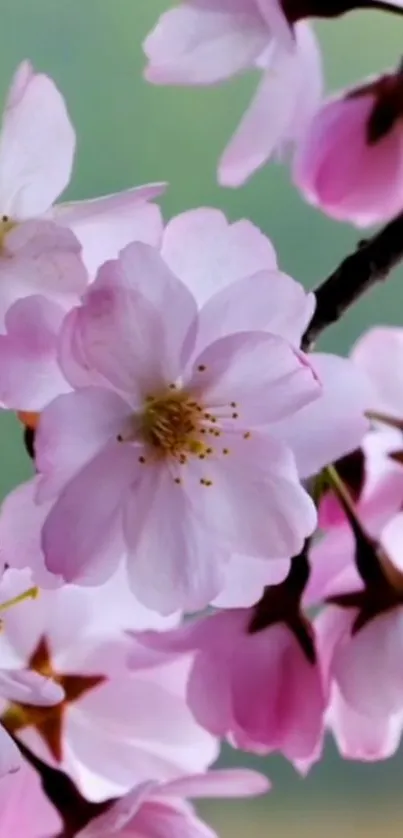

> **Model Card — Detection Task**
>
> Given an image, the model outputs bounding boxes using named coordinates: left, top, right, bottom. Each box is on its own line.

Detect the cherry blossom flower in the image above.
left=0, top=61, right=166, bottom=413
left=78, top=769, right=270, bottom=838
left=144, top=3, right=323, bottom=185
left=316, top=590, right=403, bottom=760
left=129, top=605, right=326, bottom=766
left=293, top=66, right=403, bottom=226
left=310, top=497, right=403, bottom=761
left=160, top=208, right=373, bottom=481
left=32, top=239, right=322, bottom=613
left=0, top=223, right=87, bottom=412
left=0, top=61, right=165, bottom=275
left=0, top=569, right=217, bottom=801
left=0, top=758, right=62, bottom=836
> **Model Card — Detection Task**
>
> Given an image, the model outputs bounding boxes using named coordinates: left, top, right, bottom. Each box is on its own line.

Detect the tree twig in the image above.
left=13, top=738, right=110, bottom=838
left=302, top=210, right=403, bottom=351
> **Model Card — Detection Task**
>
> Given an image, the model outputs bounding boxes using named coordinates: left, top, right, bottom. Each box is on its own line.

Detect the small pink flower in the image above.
left=79, top=769, right=269, bottom=838
left=144, top=3, right=322, bottom=185
left=160, top=208, right=373, bottom=480
left=315, top=509, right=403, bottom=761
left=293, top=68, right=403, bottom=226
left=0, top=61, right=165, bottom=275
left=0, top=569, right=217, bottom=801
left=34, top=241, right=320, bottom=613
left=130, top=608, right=326, bottom=766
left=0, top=61, right=165, bottom=411
left=317, top=603, right=403, bottom=758
left=0, top=220, right=87, bottom=411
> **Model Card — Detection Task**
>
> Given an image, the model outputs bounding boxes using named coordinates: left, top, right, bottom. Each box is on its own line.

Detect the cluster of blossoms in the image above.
left=2, top=1, right=403, bottom=834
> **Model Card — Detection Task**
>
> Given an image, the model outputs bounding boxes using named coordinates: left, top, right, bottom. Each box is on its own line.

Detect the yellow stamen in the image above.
left=0, top=586, right=39, bottom=614
left=0, top=215, right=16, bottom=250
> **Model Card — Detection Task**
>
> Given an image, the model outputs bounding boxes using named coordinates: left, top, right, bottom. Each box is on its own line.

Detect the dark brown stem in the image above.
left=14, top=738, right=111, bottom=837
left=302, top=210, right=403, bottom=351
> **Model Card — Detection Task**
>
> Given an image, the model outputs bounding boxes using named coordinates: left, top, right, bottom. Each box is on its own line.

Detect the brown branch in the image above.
left=13, top=738, right=111, bottom=838
left=301, top=210, right=403, bottom=351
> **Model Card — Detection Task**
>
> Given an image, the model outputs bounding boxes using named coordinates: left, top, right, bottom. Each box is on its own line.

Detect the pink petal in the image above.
left=351, top=326, right=403, bottom=416
left=36, top=387, right=131, bottom=500
left=196, top=270, right=315, bottom=352
left=333, top=609, right=403, bottom=718
left=0, top=727, right=21, bottom=776
left=66, top=659, right=218, bottom=800
left=0, top=67, right=75, bottom=217
left=0, top=220, right=87, bottom=323
left=293, top=93, right=403, bottom=227
left=68, top=244, right=196, bottom=396
left=143, top=1, right=269, bottom=85
left=213, top=553, right=289, bottom=609
left=0, top=668, right=63, bottom=706
left=162, top=769, right=270, bottom=799
left=4, top=61, right=34, bottom=110
left=232, top=625, right=325, bottom=760
left=115, top=242, right=198, bottom=372
left=0, top=480, right=52, bottom=582
left=190, top=332, right=321, bottom=426
left=0, top=758, right=62, bottom=834
left=162, top=208, right=277, bottom=307
left=219, top=23, right=322, bottom=186
left=328, top=687, right=403, bottom=762
left=54, top=184, right=165, bottom=277
left=270, top=353, right=372, bottom=478
left=184, top=432, right=317, bottom=560
left=304, top=527, right=360, bottom=608
left=126, top=799, right=216, bottom=838
left=0, top=295, right=69, bottom=411
left=41, top=444, right=138, bottom=584
left=124, top=463, right=228, bottom=614
left=188, top=641, right=234, bottom=737
left=77, top=782, right=155, bottom=836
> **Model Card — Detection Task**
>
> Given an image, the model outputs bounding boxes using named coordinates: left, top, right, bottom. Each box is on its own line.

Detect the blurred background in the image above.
left=1, top=1, right=403, bottom=834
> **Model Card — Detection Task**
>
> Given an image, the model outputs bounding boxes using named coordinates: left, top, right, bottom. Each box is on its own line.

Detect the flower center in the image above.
left=140, top=389, right=206, bottom=458
left=1, top=637, right=105, bottom=762
left=0, top=214, right=15, bottom=250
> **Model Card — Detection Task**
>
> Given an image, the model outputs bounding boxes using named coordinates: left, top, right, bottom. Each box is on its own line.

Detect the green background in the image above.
left=1, top=1, right=403, bottom=833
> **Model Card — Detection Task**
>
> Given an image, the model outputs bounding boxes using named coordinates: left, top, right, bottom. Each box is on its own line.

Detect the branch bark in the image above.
left=14, top=738, right=110, bottom=837
left=302, top=210, right=403, bottom=351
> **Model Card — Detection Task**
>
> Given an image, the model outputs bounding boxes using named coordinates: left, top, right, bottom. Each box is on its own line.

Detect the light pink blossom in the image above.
left=313, top=505, right=403, bottom=761
left=33, top=240, right=320, bottom=614
left=0, top=569, right=217, bottom=801
left=293, top=69, right=403, bottom=226
left=79, top=769, right=270, bottom=838
left=0, top=61, right=165, bottom=411
left=129, top=608, right=326, bottom=766
left=0, top=61, right=165, bottom=274
left=161, top=208, right=373, bottom=480
left=144, top=3, right=322, bottom=185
